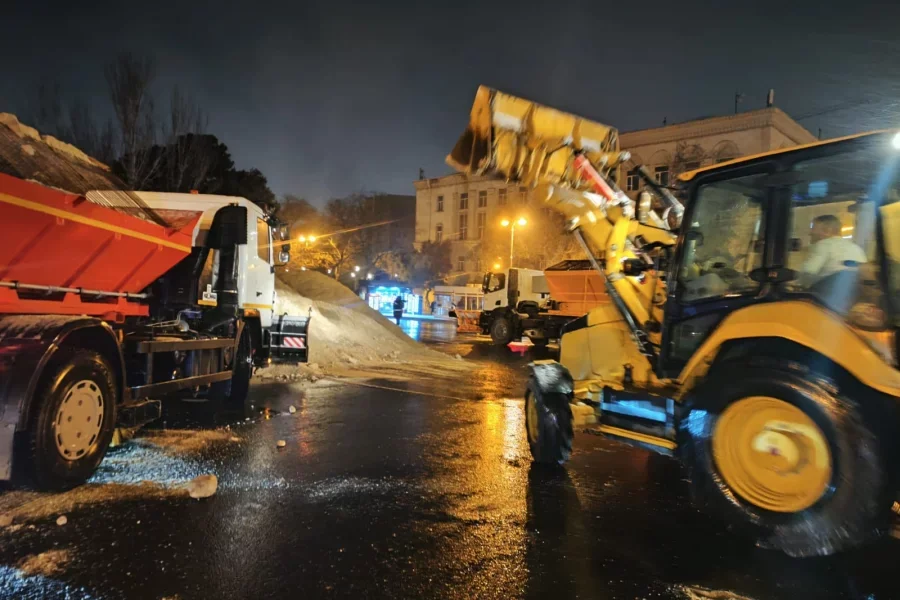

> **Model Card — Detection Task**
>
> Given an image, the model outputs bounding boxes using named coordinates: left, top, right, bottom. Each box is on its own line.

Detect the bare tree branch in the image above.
left=105, top=53, right=160, bottom=189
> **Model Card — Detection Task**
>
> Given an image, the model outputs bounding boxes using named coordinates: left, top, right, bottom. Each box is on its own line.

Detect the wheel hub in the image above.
left=712, top=396, right=831, bottom=513
left=54, top=379, right=104, bottom=461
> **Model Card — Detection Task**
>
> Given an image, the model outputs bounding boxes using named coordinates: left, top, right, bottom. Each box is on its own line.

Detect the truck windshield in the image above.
left=783, top=138, right=900, bottom=328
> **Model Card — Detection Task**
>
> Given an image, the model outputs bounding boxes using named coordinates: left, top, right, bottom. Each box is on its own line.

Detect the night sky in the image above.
left=2, top=0, right=899, bottom=204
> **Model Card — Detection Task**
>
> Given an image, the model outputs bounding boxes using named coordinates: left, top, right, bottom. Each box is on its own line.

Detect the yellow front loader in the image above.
left=448, top=86, right=900, bottom=556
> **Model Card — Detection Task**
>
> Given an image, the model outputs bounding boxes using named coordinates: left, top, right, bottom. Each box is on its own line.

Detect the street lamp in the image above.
left=493, top=262, right=501, bottom=271
left=500, top=217, right=527, bottom=268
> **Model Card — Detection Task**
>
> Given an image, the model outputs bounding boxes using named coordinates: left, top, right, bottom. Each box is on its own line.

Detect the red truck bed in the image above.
left=0, top=174, right=199, bottom=319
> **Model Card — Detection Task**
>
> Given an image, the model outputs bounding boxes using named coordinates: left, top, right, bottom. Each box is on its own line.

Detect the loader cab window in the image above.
left=677, top=172, right=767, bottom=303
left=784, top=145, right=897, bottom=326
left=256, top=218, right=270, bottom=263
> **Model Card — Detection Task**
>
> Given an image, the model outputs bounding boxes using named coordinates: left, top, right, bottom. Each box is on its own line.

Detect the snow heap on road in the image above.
left=0, top=113, right=124, bottom=193
left=275, top=271, right=456, bottom=369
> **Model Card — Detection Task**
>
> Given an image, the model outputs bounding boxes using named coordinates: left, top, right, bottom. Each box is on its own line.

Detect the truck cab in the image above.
left=480, top=267, right=549, bottom=344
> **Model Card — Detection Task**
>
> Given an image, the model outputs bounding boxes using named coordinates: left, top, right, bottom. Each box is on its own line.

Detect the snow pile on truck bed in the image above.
left=0, top=113, right=125, bottom=193
left=274, top=271, right=458, bottom=369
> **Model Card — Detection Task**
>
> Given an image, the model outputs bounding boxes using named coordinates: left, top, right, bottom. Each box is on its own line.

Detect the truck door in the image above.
left=246, top=216, right=275, bottom=329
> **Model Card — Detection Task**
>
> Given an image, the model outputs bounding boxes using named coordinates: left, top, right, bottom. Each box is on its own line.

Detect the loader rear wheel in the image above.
left=490, top=316, right=514, bottom=346
left=525, top=378, right=573, bottom=465
left=20, top=349, right=117, bottom=490
left=679, top=366, right=889, bottom=557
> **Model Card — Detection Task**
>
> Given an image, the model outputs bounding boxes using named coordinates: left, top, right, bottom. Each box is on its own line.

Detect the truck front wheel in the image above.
left=679, top=366, right=890, bottom=557
left=490, top=316, right=514, bottom=346
left=21, top=349, right=117, bottom=490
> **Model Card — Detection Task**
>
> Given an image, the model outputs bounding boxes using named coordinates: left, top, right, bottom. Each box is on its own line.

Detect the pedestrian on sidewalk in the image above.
left=393, top=295, right=405, bottom=325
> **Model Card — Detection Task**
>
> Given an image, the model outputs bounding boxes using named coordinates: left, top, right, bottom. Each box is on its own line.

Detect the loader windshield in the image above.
left=784, top=136, right=900, bottom=328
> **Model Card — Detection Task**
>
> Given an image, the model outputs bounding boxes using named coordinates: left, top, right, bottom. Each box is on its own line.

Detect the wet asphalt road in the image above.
left=2, top=319, right=900, bottom=599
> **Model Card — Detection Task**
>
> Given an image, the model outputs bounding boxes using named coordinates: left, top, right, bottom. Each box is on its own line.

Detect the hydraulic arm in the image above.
left=447, top=86, right=679, bottom=352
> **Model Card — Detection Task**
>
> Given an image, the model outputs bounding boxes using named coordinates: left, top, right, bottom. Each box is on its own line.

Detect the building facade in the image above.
left=414, top=107, right=816, bottom=278
left=618, top=107, right=817, bottom=198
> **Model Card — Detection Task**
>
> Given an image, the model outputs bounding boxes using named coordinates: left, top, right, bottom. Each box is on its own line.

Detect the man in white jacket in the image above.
left=799, top=214, right=868, bottom=288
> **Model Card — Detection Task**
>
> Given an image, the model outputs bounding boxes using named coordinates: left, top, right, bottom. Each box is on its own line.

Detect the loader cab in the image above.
left=659, top=131, right=900, bottom=377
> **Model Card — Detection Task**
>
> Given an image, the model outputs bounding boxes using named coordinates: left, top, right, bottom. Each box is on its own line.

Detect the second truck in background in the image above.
left=479, top=261, right=610, bottom=346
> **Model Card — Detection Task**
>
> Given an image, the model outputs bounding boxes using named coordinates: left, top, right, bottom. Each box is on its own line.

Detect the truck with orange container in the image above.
left=479, top=260, right=609, bottom=346
left=0, top=173, right=305, bottom=490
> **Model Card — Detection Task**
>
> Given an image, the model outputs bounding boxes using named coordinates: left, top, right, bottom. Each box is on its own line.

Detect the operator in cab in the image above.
left=799, top=214, right=868, bottom=288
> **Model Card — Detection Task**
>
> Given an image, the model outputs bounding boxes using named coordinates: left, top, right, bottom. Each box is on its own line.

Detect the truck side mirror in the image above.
left=275, top=244, right=290, bottom=266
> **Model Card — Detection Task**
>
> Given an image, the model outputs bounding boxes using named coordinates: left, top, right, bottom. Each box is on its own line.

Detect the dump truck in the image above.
left=448, top=85, right=900, bottom=556
left=0, top=173, right=308, bottom=489
left=480, top=261, right=609, bottom=346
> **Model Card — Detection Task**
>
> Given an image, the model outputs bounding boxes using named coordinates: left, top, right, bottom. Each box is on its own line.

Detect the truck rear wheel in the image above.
left=490, top=316, right=514, bottom=346
left=20, top=349, right=117, bottom=490
left=525, top=377, right=573, bottom=465
left=679, top=366, right=889, bottom=557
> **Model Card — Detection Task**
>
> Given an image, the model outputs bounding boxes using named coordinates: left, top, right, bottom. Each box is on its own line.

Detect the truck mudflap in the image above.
left=0, top=315, right=125, bottom=480
left=270, top=311, right=311, bottom=363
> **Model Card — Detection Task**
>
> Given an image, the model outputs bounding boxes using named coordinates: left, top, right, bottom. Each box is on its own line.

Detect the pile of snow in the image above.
left=274, top=271, right=450, bottom=368
left=0, top=113, right=124, bottom=194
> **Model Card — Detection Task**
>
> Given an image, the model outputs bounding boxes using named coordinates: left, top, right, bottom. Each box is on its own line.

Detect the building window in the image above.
left=626, top=168, right=639, bottom=191
left=476, top=212, right=486, bottom=239
left=457, top=256, right=466, bottom=272
left=519, top=186, right=528, bottom=204
left=436, top=195, right=444, bottom=212
left=435, top=223, right=443, bottom=243
left=684, top=161, right=701, bottom=171
left=478, top=190, right=487, bottom=208
left=458, top=213, right=468, bottom=240
left=498, top=188, right=507, bottom=205
left=459, top=192, right=468, bottom=210
left=654, top=166, right=669, bottom=186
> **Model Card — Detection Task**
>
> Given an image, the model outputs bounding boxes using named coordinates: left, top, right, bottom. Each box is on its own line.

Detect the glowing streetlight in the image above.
left=354, top=265, right=361, bottom=272
left=500, top=217, right=527, bottom=268
left=893, top=131, right=900, bottom=150
left=351, top=272, right=356, bottom=278
left=308, top=235, right=317, bottom=243
left=493, top=262, right=501, bottom=270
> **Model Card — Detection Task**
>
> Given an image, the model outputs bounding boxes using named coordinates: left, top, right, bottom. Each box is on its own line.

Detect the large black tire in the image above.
left=678, top=365, right=889, bottom=557
left=490, top=316, right=514, bottom=346
left=19, top=349, right=117, bottom=490
left=525, top=377, right=574, bottom=465
left=209, top=325, right=253, bottom=417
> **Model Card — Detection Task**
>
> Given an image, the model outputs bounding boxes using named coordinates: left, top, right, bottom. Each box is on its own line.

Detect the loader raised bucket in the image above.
left=0, top=174, right=199, bottom=317
left=446, top=86, right=622, bottom=189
